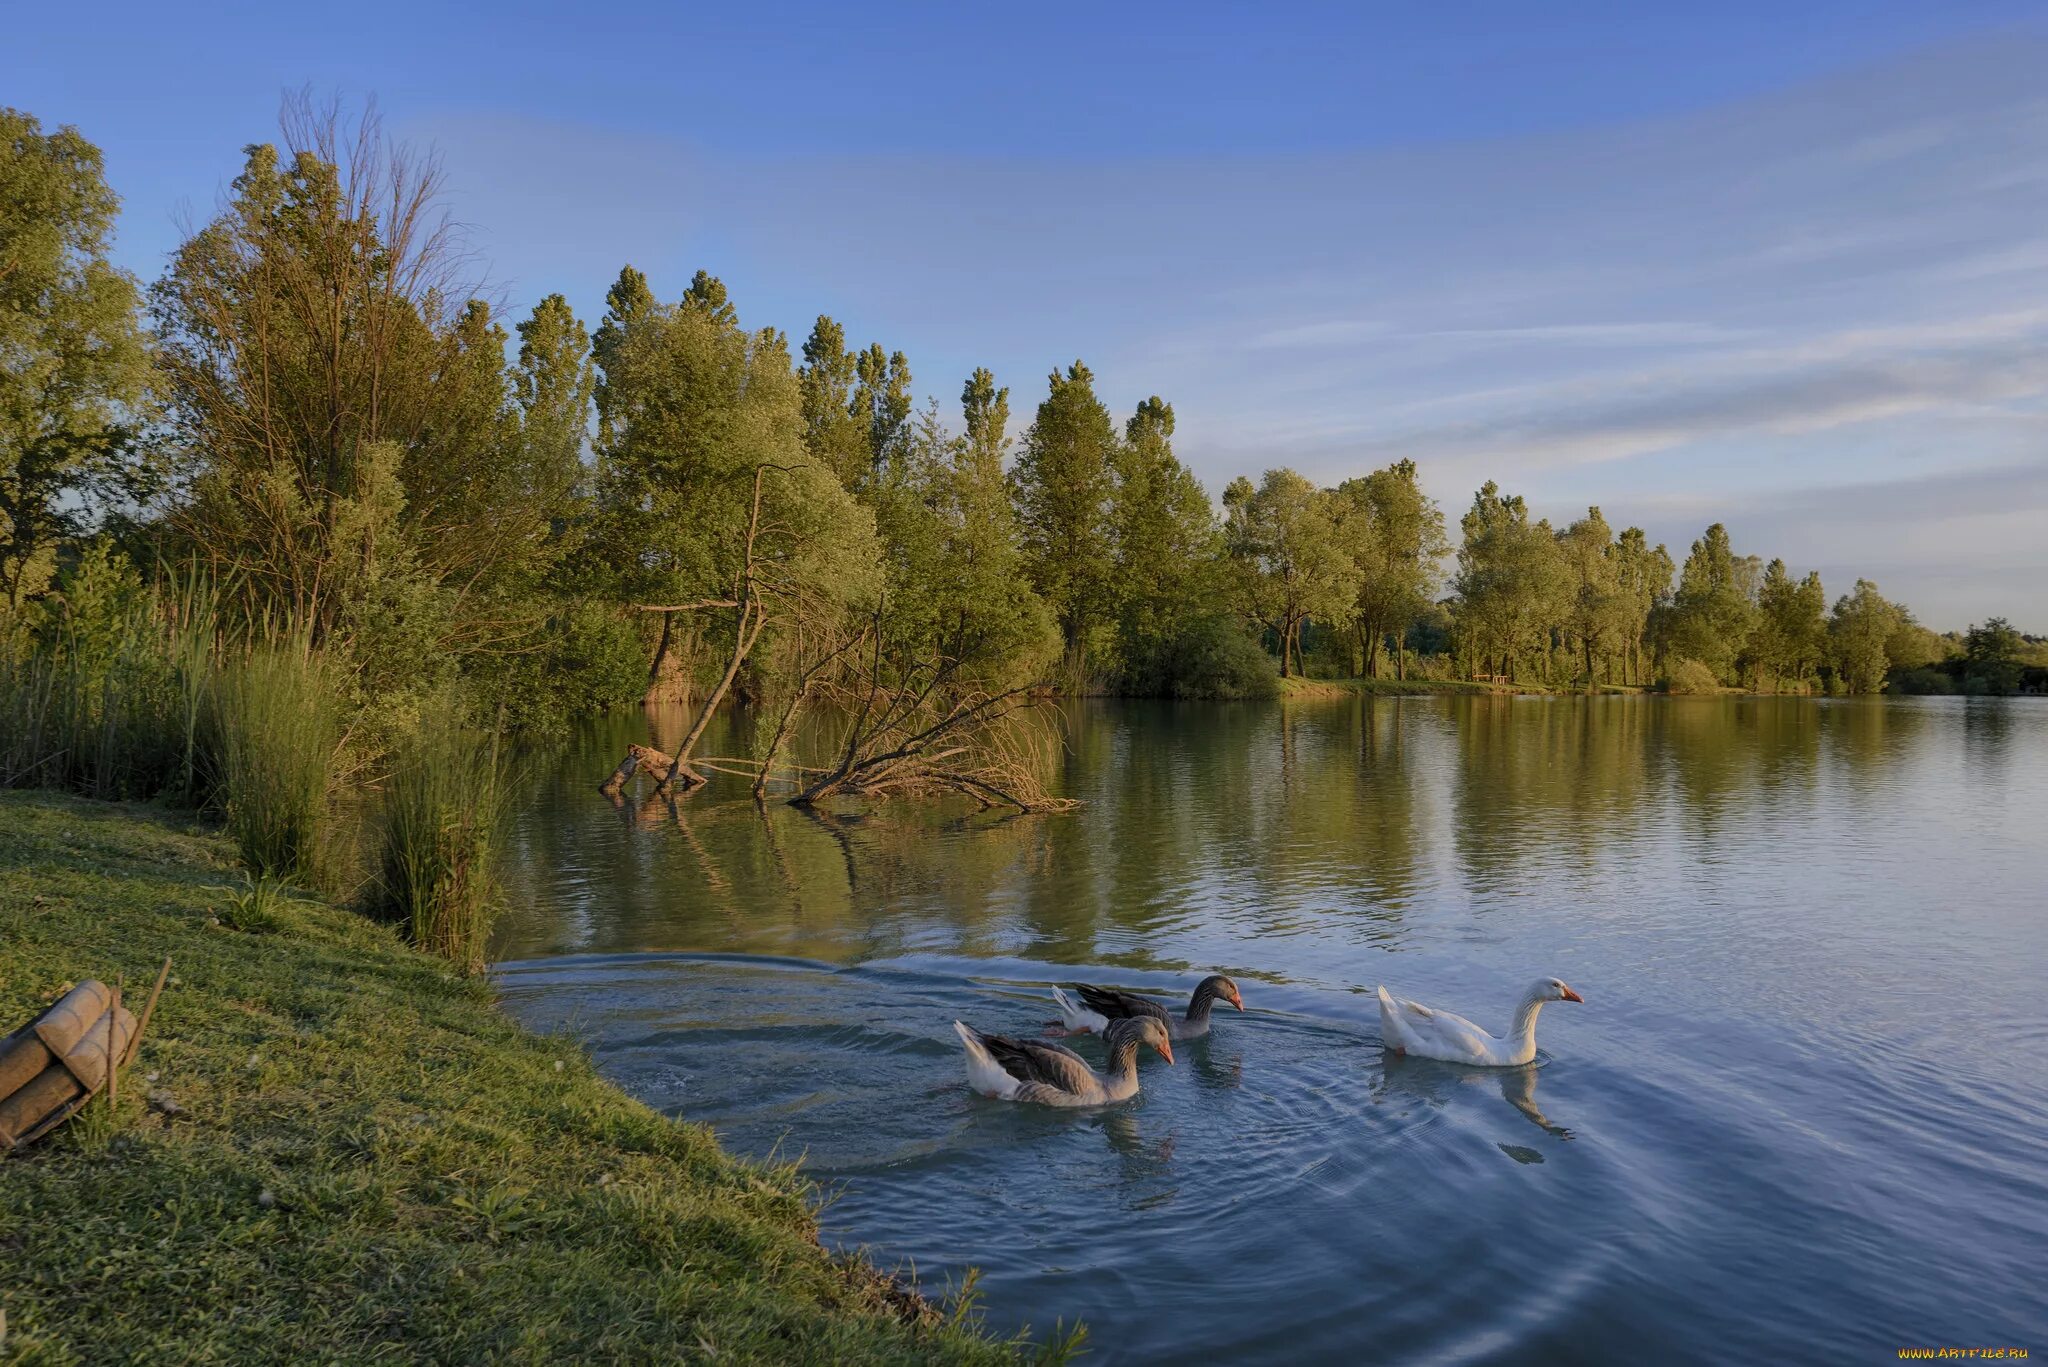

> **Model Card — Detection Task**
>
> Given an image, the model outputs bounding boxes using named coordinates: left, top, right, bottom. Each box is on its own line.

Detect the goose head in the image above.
left=1535, top=977, right=1585, bottom=1004
left=1200, top=974, right=1246, bottom=1011
left=1106, top=1016, right=1176, bottom=1065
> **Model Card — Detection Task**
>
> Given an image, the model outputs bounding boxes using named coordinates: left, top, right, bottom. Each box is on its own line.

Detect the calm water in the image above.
left=492, top=697, right=2048, bottom=1364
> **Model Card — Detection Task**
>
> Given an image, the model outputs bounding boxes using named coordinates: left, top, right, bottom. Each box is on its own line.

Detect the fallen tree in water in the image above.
left=603, top=613, right=1078, bottom=814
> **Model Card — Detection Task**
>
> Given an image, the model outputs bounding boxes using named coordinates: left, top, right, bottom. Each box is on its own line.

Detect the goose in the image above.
left=953, top=1016, right=1174, bottom=1106
left=1049, top=975, right=1244, bottom=1040
left=1376, top=977, right=1584, bottom=1067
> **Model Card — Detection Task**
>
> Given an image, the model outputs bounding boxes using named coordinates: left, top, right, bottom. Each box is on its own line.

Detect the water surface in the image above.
left=494, top=696, right=2048, bottom=1364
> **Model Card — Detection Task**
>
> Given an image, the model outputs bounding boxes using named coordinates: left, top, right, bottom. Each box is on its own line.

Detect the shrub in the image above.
left=210, top=643, right=340, bottom=886
left=373, top=714, right=511, bottom=972
left=1888, top=667, right=1956, bottom=696
left=1122, top=616, right=1279, bottom=700
left=1664, top=658, right=1720, bottom=695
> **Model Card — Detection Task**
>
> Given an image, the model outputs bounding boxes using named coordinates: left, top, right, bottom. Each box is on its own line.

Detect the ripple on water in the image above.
left=499, top=953, right=1663, bottom=1365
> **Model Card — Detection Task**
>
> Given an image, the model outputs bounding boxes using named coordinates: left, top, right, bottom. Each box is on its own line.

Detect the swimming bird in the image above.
left=954, top=1016, right=1174, bottom=1106
left=1049, top=975, right=1244, bottom=1039
left=1376, top=977, right=1584, bottom=1067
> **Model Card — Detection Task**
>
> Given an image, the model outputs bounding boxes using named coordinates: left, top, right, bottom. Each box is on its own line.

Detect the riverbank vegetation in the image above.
left=4, top=98, right=2037, bottom=750
left=5, top=95, right=2043, bottom=837
left=0, top=791, right=1037, bottom=1362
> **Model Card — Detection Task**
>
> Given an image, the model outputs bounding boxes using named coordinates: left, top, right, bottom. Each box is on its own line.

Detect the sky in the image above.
left=10, top=1, right=2048, bottom=629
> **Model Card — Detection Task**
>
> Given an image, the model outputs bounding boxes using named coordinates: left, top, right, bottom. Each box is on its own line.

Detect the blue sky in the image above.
left=11, top=2, right=2048, bottom=627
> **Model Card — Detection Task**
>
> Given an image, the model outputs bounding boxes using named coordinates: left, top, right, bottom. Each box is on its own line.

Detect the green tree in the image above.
left=0, top=108, right=153, bottom=605
left=1667, top=523, right=1758, bottom=683
left=1963, top=616, right=2024, bottom=695
left=796, top=316, right=867, bottom=488
left=852, top=344, right=913, bottom=481
left=1557, top=506, right=1621, bottom=690
left=1451, top=482, right=1566, bottom=681
left=1609, top=527, right=1673, bottom=687
left=1828, top=579, right=1905, bottom=694
left=592, top=266, right=656, bottom=450
left=1011, top=361, right=1118, bottom=678
left=151, top=102, right=559, bottom=684
left=1751, top=559, right=1827, bottom=692
left=1223, top=468, right=1354, bottom=677
left=1329, top=460, right=1448, bottom=679
left=513, top=294, right=595, bottom=516
left=1109, top=397, right=1223, bottom=687
left=592, top=270, right=879, bottom=708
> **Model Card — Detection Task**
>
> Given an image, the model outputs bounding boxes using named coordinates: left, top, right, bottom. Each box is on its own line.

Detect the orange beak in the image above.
left=1230, top=992, right=1244, bottom=1011
left=1160, top=1041, right=1176, bottom=1066
left=1561, top=986, right=1584, bottom=1003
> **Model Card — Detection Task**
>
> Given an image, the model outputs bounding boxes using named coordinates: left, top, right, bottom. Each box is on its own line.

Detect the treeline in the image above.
left=4, top=98, right=2040, bottom=753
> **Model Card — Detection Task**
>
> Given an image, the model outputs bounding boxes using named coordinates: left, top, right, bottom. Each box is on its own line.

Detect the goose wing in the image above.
left=1074, top=984, right=1173, bottom=1028
left=977, top=1030, right=1099, bottom=1096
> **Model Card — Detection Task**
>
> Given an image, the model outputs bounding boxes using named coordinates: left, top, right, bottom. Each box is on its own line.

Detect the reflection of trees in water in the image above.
left=1961, top=698, right=2016, bottom=778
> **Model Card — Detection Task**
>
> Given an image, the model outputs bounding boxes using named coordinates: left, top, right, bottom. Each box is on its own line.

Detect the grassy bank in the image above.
left=1275, top=675, right=1528, bottom=699
left=0, top=793, right=1035, bottom=1364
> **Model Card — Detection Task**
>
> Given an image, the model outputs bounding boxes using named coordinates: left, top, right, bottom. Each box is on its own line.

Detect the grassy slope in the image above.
left=0, top=793, right=1025, bottom=1365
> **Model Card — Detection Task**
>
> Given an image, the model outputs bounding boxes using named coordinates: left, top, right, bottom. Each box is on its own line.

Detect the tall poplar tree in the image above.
left=1011, top=361, right=1118, bottom=677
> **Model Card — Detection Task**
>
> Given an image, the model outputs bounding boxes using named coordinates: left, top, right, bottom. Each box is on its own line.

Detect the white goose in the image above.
left=1376, top=977, right=1584, bottom=1067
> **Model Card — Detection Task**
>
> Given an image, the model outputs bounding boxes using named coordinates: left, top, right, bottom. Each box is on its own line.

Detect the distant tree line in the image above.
left=4, top=101, right=2040, bottom=744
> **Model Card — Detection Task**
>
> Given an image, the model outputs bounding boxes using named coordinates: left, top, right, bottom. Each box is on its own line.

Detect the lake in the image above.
left=492, top=695, right=2048, bottom=1365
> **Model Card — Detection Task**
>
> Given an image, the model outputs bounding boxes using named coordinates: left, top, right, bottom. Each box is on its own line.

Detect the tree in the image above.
left=592, top=270, right=878, bottom=763
left=1828, top=579, right=1905, bottom=694
left=1450, top=482, right=1565, bottom=681
left=1667, top=523, right=1757, bottom=683
left=1557, top=506, right=1621, bottom=691
left=1751, top=559, right=1827, bottom=692
left=592, top=266, right=656, bottom=450
left=852, top=343, right=913, bottom=481
left=1109, top=397, right=1223, bottom=688
left=1609, top=528, right=1673, bottom=687
left=151, top=98, right=560, bottom=681
left=1964, top=617, right=2024, bottom=695
left=513, top=294, right=595, bottom=517
left=1223, top=468, right=1354, bottom=677
left=796, top=316, right=866, bottom=488
left=1329, top=460, right=1448, bottom=680
left=1011, top=361, right=1118, bottom=678
left=0, top=108, right=153, bottom=605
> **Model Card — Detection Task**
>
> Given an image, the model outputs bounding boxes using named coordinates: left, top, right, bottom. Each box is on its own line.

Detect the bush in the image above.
left=1664, top=658, right=1720, bottom=695
left=373, top=713, right=511, bottom=972
left=1888, top=667, right=1956, bottom=696
left=210, top=643, right=340, bottom=886
left=1121, top=616, right=1279, bottom=700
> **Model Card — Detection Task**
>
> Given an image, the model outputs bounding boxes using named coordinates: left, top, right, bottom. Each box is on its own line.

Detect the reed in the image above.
left=208, top=641, right=339, bottom=886
left=373, top=712, right=511, bottom=972
left=0, top=564, right=223, bottom=800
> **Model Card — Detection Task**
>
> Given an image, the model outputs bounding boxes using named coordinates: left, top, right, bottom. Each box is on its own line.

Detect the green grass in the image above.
left=1276, top=675, right=1529, bottom=698
left=0, top=792, right=1045, bottom=1364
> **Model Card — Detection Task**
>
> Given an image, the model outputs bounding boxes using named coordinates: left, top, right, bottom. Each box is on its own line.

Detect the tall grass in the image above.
left=209, top=642, right=340, bottom=886
left=374, top=714, right=511, bottom=973
left=0, top=559, right=220, bottom=801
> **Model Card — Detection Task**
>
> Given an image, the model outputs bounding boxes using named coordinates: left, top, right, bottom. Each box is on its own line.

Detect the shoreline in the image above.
left=0, top=792, right=1027, bottom=1363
